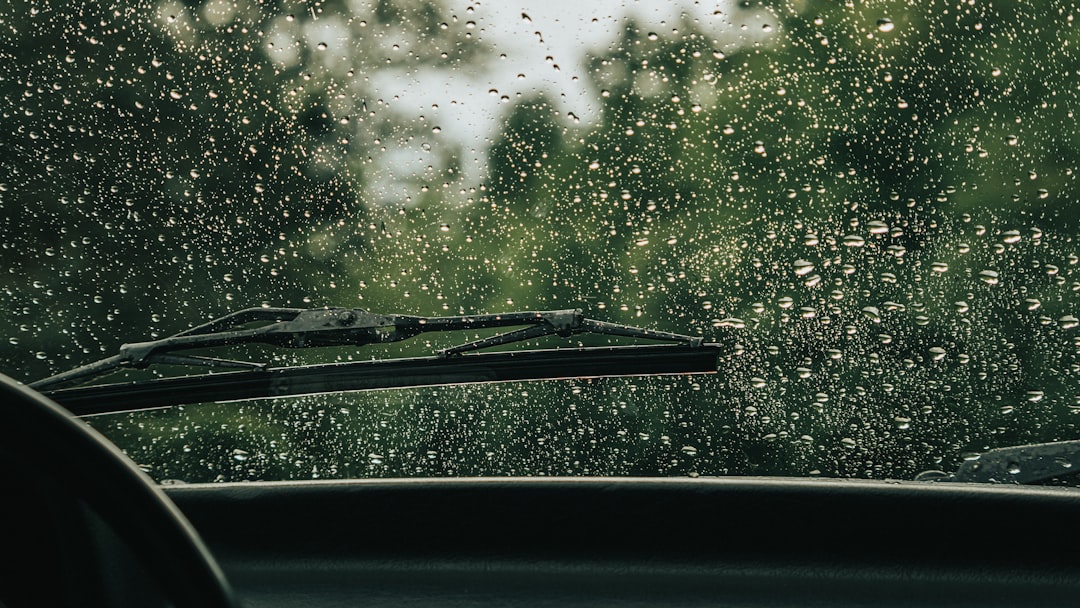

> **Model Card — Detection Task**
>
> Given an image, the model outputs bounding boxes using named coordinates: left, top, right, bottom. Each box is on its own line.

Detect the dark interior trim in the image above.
left=166, top=477, right=1080, bottom=607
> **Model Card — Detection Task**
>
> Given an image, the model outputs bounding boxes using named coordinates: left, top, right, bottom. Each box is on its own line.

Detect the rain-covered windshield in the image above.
left=2, top=0, right=1078, bottom=483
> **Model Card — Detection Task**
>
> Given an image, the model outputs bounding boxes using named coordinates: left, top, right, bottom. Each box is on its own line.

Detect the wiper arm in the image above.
left=30, top=307, right=704, bottom=390
left=916, top=439, right=1080, bottom=485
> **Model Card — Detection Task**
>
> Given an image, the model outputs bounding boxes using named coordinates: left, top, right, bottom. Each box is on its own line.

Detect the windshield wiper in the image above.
left=916, top=440, right=1080, bottom=485
left=30, top=306, right=709, bottom=392
left=42, top=345, right=720, bottom=416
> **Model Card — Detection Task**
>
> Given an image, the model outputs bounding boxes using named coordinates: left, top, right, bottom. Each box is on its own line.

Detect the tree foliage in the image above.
left=2, top=0, right=1078, bottom=482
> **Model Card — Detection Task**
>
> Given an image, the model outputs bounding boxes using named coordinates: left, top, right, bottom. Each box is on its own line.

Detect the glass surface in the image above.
left=2, top=0, right=1078, bottom=482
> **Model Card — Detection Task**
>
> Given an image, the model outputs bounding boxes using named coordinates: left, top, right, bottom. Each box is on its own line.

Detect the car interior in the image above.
left=3, top=0, right=1079, bottom=606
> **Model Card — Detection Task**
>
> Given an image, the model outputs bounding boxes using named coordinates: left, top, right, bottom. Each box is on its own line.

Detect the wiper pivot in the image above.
left=30, top=307, right=706, bottom=390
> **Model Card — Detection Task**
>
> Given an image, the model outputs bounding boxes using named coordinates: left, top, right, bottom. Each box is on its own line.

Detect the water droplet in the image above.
left=231, top=448, right=249, bottom=462
left=1059, top=315, right=1079, bottom=329
left=316, top=42, right=327, bottom=51
left=861, top=306, right=881, bottom=322
left=793, top=259, right=815, bottom=276
left=978, top=270, right=999, bottom=285
left=877, top=18, right=895, bottom=32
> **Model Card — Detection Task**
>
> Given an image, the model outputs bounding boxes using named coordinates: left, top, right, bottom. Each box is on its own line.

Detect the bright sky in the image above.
left=367, top=0, right=774, bottom=187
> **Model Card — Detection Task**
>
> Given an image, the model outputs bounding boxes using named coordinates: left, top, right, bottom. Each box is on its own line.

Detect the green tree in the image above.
left=0, top=0, right=487, bottom=380
left=6, top=0, right=1078, bottom=482
left=458, top=0, right=1080, bottom=478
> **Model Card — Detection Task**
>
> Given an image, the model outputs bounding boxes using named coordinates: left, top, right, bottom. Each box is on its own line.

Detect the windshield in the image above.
left=2, top=0, right=1078, bottom=483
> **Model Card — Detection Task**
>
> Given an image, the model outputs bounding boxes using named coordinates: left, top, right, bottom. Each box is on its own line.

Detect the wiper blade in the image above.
left=916, top=439, right=1080, bottom=485
left=44, top=345, right=721, bottom=416
left=30, top=307, right=705, bottom=391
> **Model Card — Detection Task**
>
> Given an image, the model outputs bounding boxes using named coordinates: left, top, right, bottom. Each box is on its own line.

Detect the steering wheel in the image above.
left=0, top=373, right=237, bottom=607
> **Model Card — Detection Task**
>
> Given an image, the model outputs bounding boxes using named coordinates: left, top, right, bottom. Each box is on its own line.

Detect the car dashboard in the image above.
left=163, top=476, right=1080, bottom=607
